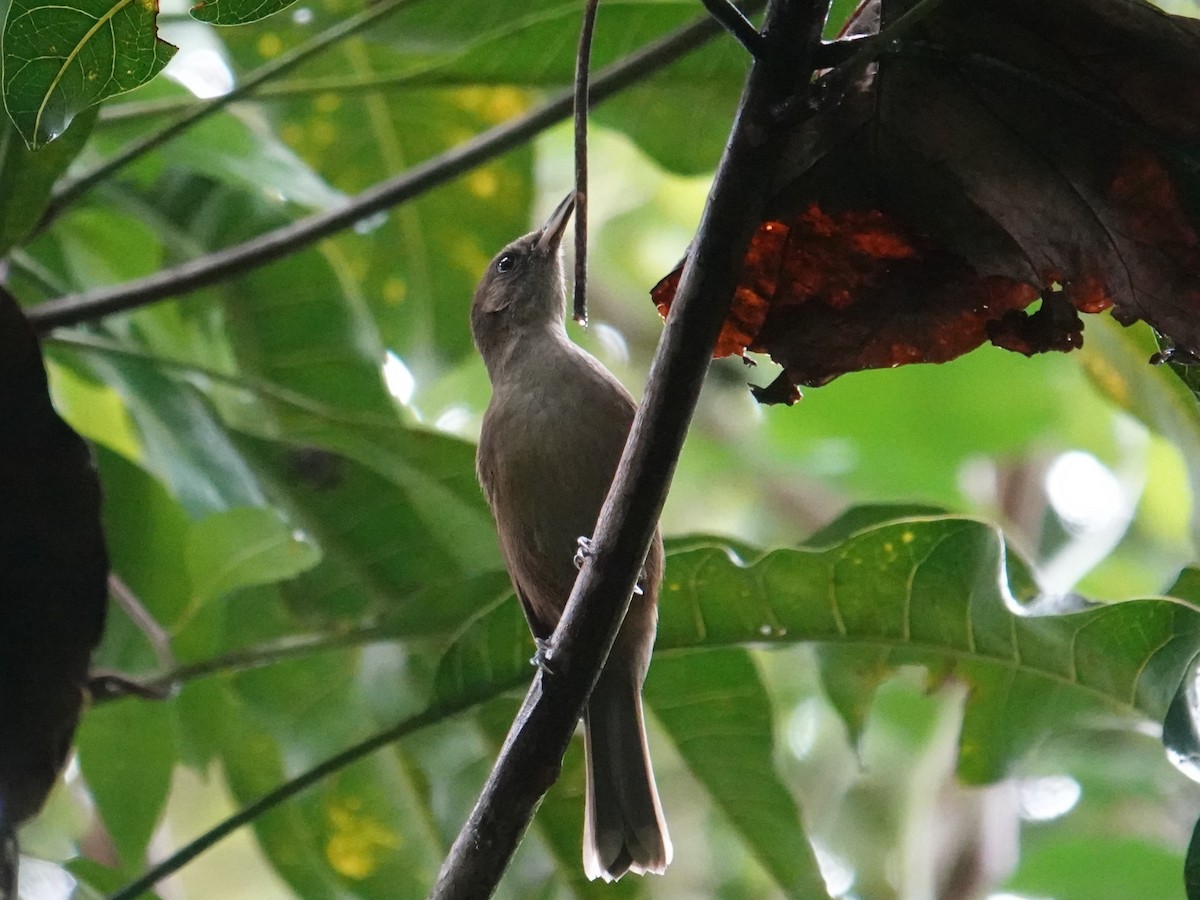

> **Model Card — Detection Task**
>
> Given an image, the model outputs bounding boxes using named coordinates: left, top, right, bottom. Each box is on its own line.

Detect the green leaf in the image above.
left=76, top=699, right=176, bottom=869
left=85, top=353, right=265, bottom=516
left=89, top=80, right=348, bottom=211
left=232, top=434, right=507, bottom=632
left=94, top=446, right=192, bottom=636
left=646, top=649, right=829, bottom=898
left=186, top=506, right=322, bottom=610
left=2, top=0, right=176, bottom=148
left=190, top=0, right=297, bottom=26
left=1007, top=836, right=1184, bottom=900
left=802, top=502, right=948, bottom=546
left=437, top=517, right=1200, bottom=785
left=267, top=79, right=534, bottom=364
left=0, top=106, right=95, bottom=253
left=216, top=652, right=444, bottom=898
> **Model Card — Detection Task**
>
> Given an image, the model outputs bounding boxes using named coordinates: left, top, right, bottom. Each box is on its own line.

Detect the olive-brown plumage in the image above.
left=471, top=194, right=671, bottom=881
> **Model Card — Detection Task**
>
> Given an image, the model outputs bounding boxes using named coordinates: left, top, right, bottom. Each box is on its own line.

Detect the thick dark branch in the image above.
left=428, top=0, right=830, bottom=897
left=700, top=0, right=768, bottom=58
left=812, top=34, right=871, bottom=68
left=25, top=14, right=731, bottom=333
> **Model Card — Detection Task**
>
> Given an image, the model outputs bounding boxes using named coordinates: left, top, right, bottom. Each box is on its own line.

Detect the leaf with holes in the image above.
left=2, top=0, right=176, bottom=148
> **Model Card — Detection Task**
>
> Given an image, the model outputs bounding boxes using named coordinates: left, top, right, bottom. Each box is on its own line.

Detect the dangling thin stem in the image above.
left=572, top=0, right=601, bottom=325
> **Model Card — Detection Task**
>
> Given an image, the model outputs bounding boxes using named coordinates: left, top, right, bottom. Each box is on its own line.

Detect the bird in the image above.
left=470, top=192, right=672, bottom=881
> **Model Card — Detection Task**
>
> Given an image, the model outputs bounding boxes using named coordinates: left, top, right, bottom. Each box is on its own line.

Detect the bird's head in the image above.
left=470, top=192, right=575, bottom=369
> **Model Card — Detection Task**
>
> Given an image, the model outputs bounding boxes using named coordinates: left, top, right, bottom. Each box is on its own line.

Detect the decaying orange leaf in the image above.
left=653, top=0, right=1200, bottom=401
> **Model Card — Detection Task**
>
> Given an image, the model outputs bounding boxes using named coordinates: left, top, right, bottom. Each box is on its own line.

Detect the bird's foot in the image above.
left=530, top=638, right=557, bottom=674
left=632, top=570, right=645, bottom=597
left=573, top=535, right=595, bottom=569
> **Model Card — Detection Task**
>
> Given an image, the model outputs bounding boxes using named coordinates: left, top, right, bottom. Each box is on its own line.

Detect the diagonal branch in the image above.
left=25, top=13, right=737, bottom=334
left=104, top=673, right=526, bottom=900
left=42, top=0, right=427, bottom=225
left=700, top=0, right=768, bottom=58
left=428, top=0, right=832, bottom=897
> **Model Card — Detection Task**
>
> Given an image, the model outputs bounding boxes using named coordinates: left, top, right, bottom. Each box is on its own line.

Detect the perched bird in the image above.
left=0, top=291, right=108, bottom=899
left=471, top=193, right=671, bottom=881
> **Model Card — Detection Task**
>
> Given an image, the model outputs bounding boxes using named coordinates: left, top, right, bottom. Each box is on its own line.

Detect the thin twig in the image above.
left=42, top=0, right=425, bottom=225
left=26, top=13, right=735, bottom=334
left=428, top=0, right=830, bottom=896
left=700, top=0, right=767, bottom=57
left=90, top=626, right=401, bottom=705
left=95, top=4, right=619, bottom=126
left=573, top=0, right=601, bottom=325
left=108, top=574, right=175, bottom=668
left=105, top=676, right=524, bottom=900
left=811, top=34, right=870, bottom=68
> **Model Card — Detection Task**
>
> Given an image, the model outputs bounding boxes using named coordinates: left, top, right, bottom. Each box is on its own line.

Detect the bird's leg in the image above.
left=573, top=535, right=594, bottom=569
left=530, top=638, right=557, bottom=675
left=88, top=671, right=174, bottom=701
left=576, top=534, right=647, bottom=597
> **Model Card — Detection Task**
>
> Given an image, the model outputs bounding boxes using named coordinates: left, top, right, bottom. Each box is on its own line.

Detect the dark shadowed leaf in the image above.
left=0, top=291, right=107, bottom=885
left=653, top=0, right=1200, bottom=397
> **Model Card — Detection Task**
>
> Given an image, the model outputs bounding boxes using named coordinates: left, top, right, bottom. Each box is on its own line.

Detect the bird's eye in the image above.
left=496, top=253, right=517, bottom=274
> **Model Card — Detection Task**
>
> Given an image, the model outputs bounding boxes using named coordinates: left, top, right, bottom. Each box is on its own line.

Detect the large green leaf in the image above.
left=2, top=0, right=175, bottom=147
left=266, top=77, right=533, bottom=365
left=76, top=698, right=176, bottom=870
left=88, top=79, right=349, bottom=212
left=437, top=517, right=1200, bottom=786
left=1006, top=836, right=1185, bottom=900
left=185, top=506, right=322, bottom=611
left=215, top=649, right=445, bottom=899
left=232, top=432, right=507, bottom=631
left=646, top=649, right=828, bottom=898
left=94, top=446, right=192, bottom=636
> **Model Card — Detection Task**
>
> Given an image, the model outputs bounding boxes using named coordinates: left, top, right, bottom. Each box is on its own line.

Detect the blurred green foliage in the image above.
left=3, top=0, right=1200, bottom=898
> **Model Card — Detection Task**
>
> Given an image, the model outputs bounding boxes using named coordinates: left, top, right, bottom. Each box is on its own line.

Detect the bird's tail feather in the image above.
left=582, top=673, right=671, bottom=882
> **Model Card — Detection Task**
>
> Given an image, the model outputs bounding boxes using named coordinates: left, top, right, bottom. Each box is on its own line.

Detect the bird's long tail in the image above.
left=582, top=671, right=671, bottom=881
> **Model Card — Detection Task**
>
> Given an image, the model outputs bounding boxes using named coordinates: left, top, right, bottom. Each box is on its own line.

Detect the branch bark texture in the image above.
left=429, top=0, right=830, bottom=896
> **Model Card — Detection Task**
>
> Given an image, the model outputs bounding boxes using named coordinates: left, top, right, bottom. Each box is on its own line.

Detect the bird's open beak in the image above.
left=535, top=192, right=576, bottom=252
